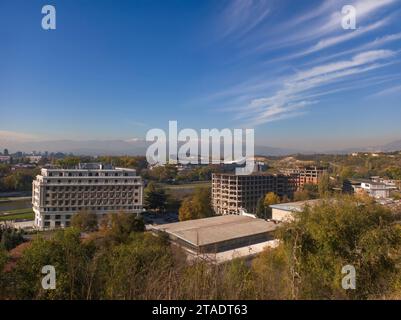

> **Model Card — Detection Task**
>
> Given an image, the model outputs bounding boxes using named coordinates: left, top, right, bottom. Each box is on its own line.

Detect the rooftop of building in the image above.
left=280, top=166, right=327, bottom=171
left=152, top=215, right=278, bottom=247
left=269, top=199, right=322, bottom=212
left=42, top=163, right=137, bottom=172
left=212, top=172, right=285, bottom=177
left=347, top=178, right=387, bottom=185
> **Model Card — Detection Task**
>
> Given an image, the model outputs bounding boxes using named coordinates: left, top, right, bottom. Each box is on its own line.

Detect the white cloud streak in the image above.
left=205, top=0, right=401, bottom=127
left=239, top=50, right=396, bottom=125
left=371, top=83, right=401, bottom=96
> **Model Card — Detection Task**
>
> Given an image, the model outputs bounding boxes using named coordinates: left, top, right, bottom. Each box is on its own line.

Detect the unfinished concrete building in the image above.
left=212, top=173, right=296, bottom=215
left=279, top=166, right=327, bottom=189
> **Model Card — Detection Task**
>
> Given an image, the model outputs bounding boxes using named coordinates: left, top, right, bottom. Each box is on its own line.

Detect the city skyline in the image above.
left=1, top=0, right=401, bottom=151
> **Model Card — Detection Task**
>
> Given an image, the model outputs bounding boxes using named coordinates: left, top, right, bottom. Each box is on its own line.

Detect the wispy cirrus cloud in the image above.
left=301, top=31, right=401, bottom=67
left=248, top=0, right=399, bottom=55
left=217, top=0, right=271, bottom=41
left=298, top=17, right=389, bottom=57
left=236, top=50, right=397, bottom=125
left=370, top=83, right=401, bottom=96
left=203, top=0, right=401, bottom=127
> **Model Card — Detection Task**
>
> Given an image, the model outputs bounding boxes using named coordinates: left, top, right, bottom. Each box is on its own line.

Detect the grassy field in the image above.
left=0, top=196, right=31, bottom=202
left=162, top=181, right=211, bottom=200
left=0, top=212, right=34, bottom=221
left=163, top=181, right=211, bottom=190
left=0, top=198, right=34, bottom=221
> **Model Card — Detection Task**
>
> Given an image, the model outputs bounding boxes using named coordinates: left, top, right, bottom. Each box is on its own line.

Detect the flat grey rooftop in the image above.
left=153, top=215, right=278, bottom=247
left=269, top=199, right=322, bottom=212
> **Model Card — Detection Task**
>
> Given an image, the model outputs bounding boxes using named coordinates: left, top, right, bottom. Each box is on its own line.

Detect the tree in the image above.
left=0, top=246, right=8, bottom=298
left=54, top=156, right=81, bottom=168
left=293, top=189, right=310, bottom=201
left=277, top=196, right=401, bottom=299
left=102, top=212, right=145, bottom=243
left=0, top=225, right=25, bottom=250
left=294, top=184, right=319, bottom=201
left=11, top=228, right=93, bottom=299
left=148, top=165, right=177, bottom=182
left=178, top=198, right=192, bottom=221
left=1, top=169, right=38, bottom=192
left=179, top=187, right=214, bottom=221
left=94, top=232, right=173, bottom=299
left=165, top=194, right=181, bottom=212
left=144, top=182, right=167, bottom=212
left=385, top=167, right=401, bottom=180
left=263, top=192, right=280, bottom=219
left=251, top=245, right=292, bottom=299
left=318, top=173, right=331, bottom=197
left=71, top=210, right=98, bottom=232
left=255, top=196, right=266, bottom=219
left=340, top=166, right=354, bottom=180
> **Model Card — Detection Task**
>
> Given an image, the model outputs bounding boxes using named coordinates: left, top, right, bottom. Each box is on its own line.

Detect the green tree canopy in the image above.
left=101, top=212, right=145, bottom=244
left=276, top=196, right=401, bottom=299
left=144, top=182, right=168, bottom=212
left=318, top=172, right=331, bottom=197
left=71, top=210, right=98, bottom=232
left=178, top=187, right=214, bottom=221
left=255, top=192, right=281, bottom=219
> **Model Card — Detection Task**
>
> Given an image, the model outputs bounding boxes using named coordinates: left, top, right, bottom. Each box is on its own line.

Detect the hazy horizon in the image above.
left=1, top=130, right=400, bottom=154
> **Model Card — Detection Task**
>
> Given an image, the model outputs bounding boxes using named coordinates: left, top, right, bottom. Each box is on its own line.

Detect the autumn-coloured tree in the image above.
left=178, top=187, right=214, bottom=221
left=71, top=210, right=98, bottom=232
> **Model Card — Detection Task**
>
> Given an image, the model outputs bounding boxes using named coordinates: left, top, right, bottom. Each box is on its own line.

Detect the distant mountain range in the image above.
left=325, top=140, right=401, bottom=155
left=1, top=138, right=401, bottom=157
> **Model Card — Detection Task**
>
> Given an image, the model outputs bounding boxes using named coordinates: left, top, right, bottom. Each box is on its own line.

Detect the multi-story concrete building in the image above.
left=280, top=166, right=327, bottom=189
left=32, top=163, right=144, bottom=230
left=212, top=173, right=296, bottom=215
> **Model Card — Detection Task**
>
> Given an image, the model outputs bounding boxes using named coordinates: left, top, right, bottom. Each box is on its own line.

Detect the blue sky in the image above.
left=1, top=0, right=401, bottom=151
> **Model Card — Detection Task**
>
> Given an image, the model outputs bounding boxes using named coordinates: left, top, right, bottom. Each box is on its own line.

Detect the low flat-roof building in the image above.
left=152, top=215, right=279, bottom=256
left=270, top=199, right=322, bottom=222
left=359, top=181, right=390, bottom=198
left=351, top=180, right=392, bottom=199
